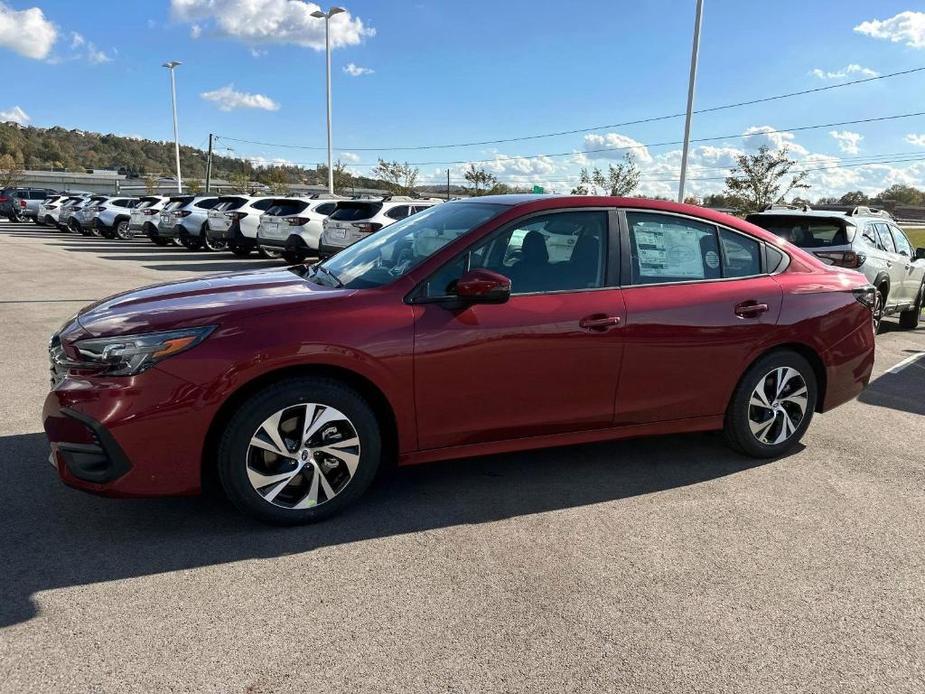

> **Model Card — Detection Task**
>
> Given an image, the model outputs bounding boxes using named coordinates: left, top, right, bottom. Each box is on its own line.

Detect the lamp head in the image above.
left=162, top=60, right=182, bottom=69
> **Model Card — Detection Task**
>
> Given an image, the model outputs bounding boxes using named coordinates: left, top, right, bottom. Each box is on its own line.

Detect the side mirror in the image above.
left=916, top=248, right=925, bottom=261
left=455, top=269, right=512, bottom=304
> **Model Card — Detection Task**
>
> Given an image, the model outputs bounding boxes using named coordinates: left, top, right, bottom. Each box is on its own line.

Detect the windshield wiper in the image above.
left=312, top=264, right=344, bottom=288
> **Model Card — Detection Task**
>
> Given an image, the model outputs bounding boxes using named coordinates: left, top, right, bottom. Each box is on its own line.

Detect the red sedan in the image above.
left=44, top=196, right=876, bottom=524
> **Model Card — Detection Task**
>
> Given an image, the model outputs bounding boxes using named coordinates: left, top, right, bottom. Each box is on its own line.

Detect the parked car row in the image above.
left=30, top=189, right=445, bottom=264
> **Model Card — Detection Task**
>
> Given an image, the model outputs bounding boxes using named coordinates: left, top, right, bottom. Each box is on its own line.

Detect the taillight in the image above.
left=852, top=286, right=876, bottom=310
left=815, top=251, right=865, bottom=268
left=143, top=209, right=159, bottom=216
left=175, top=210, right=192, bottom=218
left=352, top=222, right=382, bottom=233
left=47, top=204, right=58, bottom=210
left=229, top=212, right=248, bottom=221
left=18, top=199, right=27, bottom=208
left=286, top=217, right=310, bottom=226
left=92, top=206, right=105, bottom=212
left=0, top=195, right=8, bottom=202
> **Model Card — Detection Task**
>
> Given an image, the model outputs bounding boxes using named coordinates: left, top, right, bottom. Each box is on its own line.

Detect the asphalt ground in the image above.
left=0, top=219, right=923, bottom=693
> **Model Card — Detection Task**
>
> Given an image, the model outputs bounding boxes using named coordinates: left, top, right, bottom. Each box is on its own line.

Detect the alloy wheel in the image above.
left=116, top=221, right=132, bottom=240
left=246, top=403, right=361, bottom=509
left=873, top=291, right=884, bottom=334
left=747, top=367, right=809, bottom=445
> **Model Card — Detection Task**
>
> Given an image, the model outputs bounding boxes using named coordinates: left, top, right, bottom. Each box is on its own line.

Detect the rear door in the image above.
left=873, top=223, right=906, bottom=307
left=888, top=224, right=922, bottom=303
left=615, top=210, right=783, bottom=425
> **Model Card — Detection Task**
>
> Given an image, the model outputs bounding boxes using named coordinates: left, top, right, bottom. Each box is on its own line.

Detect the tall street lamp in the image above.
left=677, top=0, right=704, bottom=203
left=162, top=60, right=183, bottom=193
left=310, top=6, right=345, bottom=195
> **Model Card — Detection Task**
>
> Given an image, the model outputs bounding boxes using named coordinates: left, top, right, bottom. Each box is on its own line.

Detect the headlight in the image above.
left=73, top=326, right=215, bottom=376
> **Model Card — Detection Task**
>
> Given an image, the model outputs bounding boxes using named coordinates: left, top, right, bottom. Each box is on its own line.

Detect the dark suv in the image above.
left=0, top=187, right=56, bottom=222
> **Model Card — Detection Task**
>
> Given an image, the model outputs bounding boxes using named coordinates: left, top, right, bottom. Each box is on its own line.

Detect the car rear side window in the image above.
left=267, top=201, right=309, bottom=216
left=746, top=214, right=850, bottom=248
left=386, top=205, right=410, bottom=220
left=315, top=202, right=337, bottom=216
left=329, top=203, right=382, bottom=221
left=719, top=229, right=761, bottom=278
left=195, top=198, right=220, bottom=209
left=252, top=198, right=276, bottom=211
left=627, top=213, right=722, bottom=284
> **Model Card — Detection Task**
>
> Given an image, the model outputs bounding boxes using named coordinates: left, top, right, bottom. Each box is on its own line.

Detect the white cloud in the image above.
left=0, top=2, right=57, bottom=60
left=339, top=151, right=360, bottom=163
left=742, top=126, right=809, bottom=156
left=583, top=132, right=653, bottom=162
left=190, top=23, right=202, bottom=39
left=829, top=130, right=863, bottom=155
left=85, top=42, right=112, bottom=64
left=855, top=11, right=925, bottom=48
left=810, top=64, right=878, bottom=80
left=905, top=133, right=925, bottom=147
left=70, top=31, right=85, bottom=49
left=170, top=0, right=375, bottom=51
left=344, top=62, right=373, bottom=76
left=200, top=84, right=280, bottom=111
left=0, top=105, right=30, bottom=125
left=250, top=47, right=268, bottom=58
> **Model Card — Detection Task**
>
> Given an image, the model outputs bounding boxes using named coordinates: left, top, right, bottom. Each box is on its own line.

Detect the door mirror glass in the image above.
left=454, top=269, right=511, bottom=304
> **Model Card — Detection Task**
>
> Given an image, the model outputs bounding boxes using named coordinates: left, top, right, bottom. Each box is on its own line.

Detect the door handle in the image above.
left=579, top=314, right=621, bottom=331
left=886, top=260, right=893, bottom=268
left=734, top=301, right=769, bottom=318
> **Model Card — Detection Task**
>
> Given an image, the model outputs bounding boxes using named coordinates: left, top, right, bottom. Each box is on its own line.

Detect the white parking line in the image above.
left=885, top=351, right=925, bottom=374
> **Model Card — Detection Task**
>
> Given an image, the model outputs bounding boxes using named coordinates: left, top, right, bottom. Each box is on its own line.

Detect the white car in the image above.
left=37, top=195, right=73, bottom=227
left=75, top=196, right=139, bottom=239
left=318, top=196, right=443, bottom=258
left=205, top=195, right=278, bottom=257
left=256, top=196, right=341, bottom=263
left=127, top=196, right=171, bottom=244
left=60, top=196, right=102, bottom=233
left=155, top=195, right=222, bottom=250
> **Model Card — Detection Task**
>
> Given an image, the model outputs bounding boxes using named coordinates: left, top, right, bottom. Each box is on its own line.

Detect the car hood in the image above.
left=75, top=268, right=350, bottom=337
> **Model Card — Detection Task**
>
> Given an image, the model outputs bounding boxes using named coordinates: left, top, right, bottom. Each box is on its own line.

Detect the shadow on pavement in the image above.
left=0, top=430, right=785, bottom=628
left=858, top=353, right=925, bottom=416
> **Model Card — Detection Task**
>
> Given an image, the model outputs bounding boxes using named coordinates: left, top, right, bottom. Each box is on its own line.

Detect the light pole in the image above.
left=162, top=60, right=183, bottom=193
left=311, top=5, right=345, bottom=195
left=677, top=0, right=704, bottom=203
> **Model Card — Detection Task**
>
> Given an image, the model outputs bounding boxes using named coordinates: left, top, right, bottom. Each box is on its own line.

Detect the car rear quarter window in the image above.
left=251, top=198, right=276, bottom=211
left=329, top=202, right=382, bottom=221
left=746, top=214, right=850, bottom=248
left=719, top=229, right=761, bottom=278
left=267, top=200, right=309, bottom=216
left=386, top=205, right=410, bottom=220
left=195, top=198, right=220, bottom=209
left=315, top=202, right=337, bottom=216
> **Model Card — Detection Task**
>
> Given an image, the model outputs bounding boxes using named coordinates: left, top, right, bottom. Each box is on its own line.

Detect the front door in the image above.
left=412, top=209, right=626, bottom=450
left=615, top=210, right=784, bottom=424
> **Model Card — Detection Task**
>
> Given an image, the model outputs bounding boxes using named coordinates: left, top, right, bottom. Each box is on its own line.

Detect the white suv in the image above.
left=318, top=196, right=443, bottom=259
left=748, top=205, right=925, bottom=331
left=205, top=195, right=278, bottom=257
left=256, top=196, right=341, bottom=263
left=129, top=196, right=171, bottom=244
left=76, top=196, right=139, bottom=239
left=155, top=195, right=222, bottom=250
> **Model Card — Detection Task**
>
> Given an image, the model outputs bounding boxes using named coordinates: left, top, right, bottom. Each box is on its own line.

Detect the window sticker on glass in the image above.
left=635, top=223, right=705, bottom=278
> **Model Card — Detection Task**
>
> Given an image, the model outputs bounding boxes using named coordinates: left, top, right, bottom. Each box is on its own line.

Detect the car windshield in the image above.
left=311, top=202, right=505, bottom=289
left=747, top=214, right=852, bottom=248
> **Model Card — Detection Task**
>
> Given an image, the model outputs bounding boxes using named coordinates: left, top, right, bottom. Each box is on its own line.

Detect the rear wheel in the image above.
left=114, top=220, right=132, bottom=240
left=899, top=282, right=924, bottom=330
left=873, top=289, right=885, bottom=334
left=217, top=378, right=381, bottom=525
left=724, top=351, right=817, bottom=458
left=69, top=219, right=83, bottom=234
left=201, top=226, right=225, bottom=251
left=231, top=245, right=252, bottom=257
left=258, top=247, right=283, bottom=259
left=150, top=236, right=170, bottom=246
left=282, top=250, right=306, bottom=264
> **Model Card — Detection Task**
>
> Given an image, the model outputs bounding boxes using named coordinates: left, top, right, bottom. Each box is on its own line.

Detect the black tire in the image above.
left=114, top=219, right=132, bottom=240
left=32, top=217, right=41, bottom=225
left=201, top=225, right=225, bottom=251
left=723, top=350, right=817, bottom=459
left=899, top=282, right=924, bottom=330
left=216, top=377, right=381, bottom=525
left=150, top=237, right=170, bottom=246
left=69, top=219, right=84, bottom=234
left=44, top=216, right=55, bottom=226
left=100, top=228, right=116, bottom=239
left=182, top=236, right=201, bottom=250
left=282, top=250, right=306, bottom=264
left=873, top=289, right=885, bottom=334
left=258, top=247, right=283, bottom=260
left=231, top=245, right=252, bottom=257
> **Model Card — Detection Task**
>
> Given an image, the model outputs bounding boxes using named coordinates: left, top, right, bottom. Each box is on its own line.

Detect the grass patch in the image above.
left=903, top=227, right=925, bottom=249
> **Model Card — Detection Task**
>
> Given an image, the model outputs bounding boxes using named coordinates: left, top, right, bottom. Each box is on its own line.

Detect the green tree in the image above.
left=570, top=154, right=640, bottom=196
left=371, top=159, right=419, bottom=195
left=464, top=164, right=497, bottom=196
left=0, top=153, right=23, bottom=188
left=723, top=146, right=809, bottom=213
left=186, top=178, right=203, bottom=195
left=875, top=184, right=924, bottom=206
left=264, top=167, right=290, bottom=195
left=143, top=173, right=159, bottom=195
left=838, top=191, right=870, bottom=205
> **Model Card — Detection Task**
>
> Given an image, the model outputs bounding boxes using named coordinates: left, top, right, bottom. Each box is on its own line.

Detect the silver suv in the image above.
left=318, top=196, right=443, bottom=259
left=748, top=205, right=925, bottom=331
left=155, top=195, right=221, bottom=250
left=76, top=196, right=139, bottom=238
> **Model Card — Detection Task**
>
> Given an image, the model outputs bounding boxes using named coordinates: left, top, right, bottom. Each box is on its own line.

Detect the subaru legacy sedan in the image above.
left=44, top=196, right=876, bottom=524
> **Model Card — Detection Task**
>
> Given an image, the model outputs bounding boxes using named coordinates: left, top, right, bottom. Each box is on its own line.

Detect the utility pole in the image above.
left=311, top=6, right=345, bottom=195
left=677, top=0, right=704, bottom=203
left=446, top=169, right=450, bottom=200
left=162, top=61, right=183, bottom=193
left=205, top=133, right=214, bottom=193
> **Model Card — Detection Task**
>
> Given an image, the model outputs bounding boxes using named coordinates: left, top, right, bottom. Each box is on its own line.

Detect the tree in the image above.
left=316, top=159, right=353, bottom=194
left=186, top=178, right=203, bottom=195
left=876, top=184, right=924, bottom=206
left=570, top=154, right=640, bottom=196
left=0, top=153, right=23, bottom=188
left=722, top=146, right=809, bottom=213
left=144, top=173, right=159, bottom=195
left=372, top=159, right=420, bottom=195
left=838, top=191, right=869, bottom=205
left=230, top=168, right=252, bottom=193
left=464, top=164, right=497, bottom=196
left=265, top=167, right=290, bottom=195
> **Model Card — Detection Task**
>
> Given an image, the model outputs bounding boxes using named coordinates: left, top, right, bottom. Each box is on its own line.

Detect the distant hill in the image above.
left=0, top=123, right=382, bottom=189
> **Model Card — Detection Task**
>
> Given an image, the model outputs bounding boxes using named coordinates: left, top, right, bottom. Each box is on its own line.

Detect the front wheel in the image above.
left=898, top=282, right=923, bottom=330
left=115, top=220, right=132, bottom=240
left=217, top=378, right=381, bottom=524
left=723, top=351, right=817, bottom=458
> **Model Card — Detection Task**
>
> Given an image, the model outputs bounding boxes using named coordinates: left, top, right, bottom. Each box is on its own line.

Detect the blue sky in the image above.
left=2, top=0, right=925, bottom=198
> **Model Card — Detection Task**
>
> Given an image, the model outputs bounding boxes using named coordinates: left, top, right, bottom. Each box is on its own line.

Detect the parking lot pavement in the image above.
left=0, top=220, right=923, bottom=693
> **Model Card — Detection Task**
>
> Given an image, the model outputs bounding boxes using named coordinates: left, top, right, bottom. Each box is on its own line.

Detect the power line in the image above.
left=214, top=65, right=925, bottom=153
